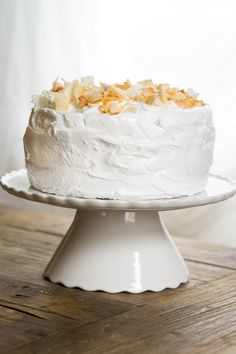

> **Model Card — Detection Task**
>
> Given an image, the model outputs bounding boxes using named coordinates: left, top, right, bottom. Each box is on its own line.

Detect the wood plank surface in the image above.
left=0, top=207, right=236, bottom=354
left=0, top=207, right=72, bottom=236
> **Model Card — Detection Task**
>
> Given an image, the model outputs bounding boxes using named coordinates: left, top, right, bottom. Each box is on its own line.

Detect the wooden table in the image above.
left=1, top=207, right=236, bottom=354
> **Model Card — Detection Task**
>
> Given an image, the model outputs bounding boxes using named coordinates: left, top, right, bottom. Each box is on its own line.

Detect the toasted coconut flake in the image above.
left=106, top=86, right=128, bottom=101
left=79, top=96, right=88, bottom=109
left=146, top=95, right=156, bottom=105
left=156, top=83, right=170, bottom=104
left=86, top=87, right=104, bottom=104
left=174, top=91, right=187, bottom=101
left=195, top=100, right=205, bottom=107
left=175, top=97, right=196, bottom=109
left=109, top=101, right=122, bottom=114
left=52, top=83, right=63, bottom=92
left=142, top=87, right=155, bottom=96
left=63, top=81, right=76, bottom=102
left=51, top=77, right=64, bottom=92
left=54, top=94, right=69, bottom=112
left=154, top=96, right=171, bottom=107
left=167, top=88, right=179, bottom=100
left=99, top=101, right=122, bottom=115
left=73, top=81, right=85, bottom=104
left=98, top=104, right=107, bottom=114
left=115, top=80, right=131, bottom=90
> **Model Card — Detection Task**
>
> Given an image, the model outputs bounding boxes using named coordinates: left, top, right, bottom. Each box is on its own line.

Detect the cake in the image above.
left=23, top=76, right=215, bottom=200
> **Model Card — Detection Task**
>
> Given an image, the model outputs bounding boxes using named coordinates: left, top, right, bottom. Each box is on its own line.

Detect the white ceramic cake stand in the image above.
left=1, top=169, right=236, bottom=293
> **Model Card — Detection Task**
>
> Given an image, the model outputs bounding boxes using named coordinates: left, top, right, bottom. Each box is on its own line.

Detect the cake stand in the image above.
left=1, top=169, right=236, bottom=293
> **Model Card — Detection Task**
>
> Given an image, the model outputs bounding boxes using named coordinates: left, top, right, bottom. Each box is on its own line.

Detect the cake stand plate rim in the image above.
left=1, top=169, right=236, bottom=211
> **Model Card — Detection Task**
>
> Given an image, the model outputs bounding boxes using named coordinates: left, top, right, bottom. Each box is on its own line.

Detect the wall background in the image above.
left=1, top=0, right=236, bottom=244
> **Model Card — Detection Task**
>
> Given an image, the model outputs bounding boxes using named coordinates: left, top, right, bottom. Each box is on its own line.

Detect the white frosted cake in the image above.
left=23, top=77, right=215, bottom=200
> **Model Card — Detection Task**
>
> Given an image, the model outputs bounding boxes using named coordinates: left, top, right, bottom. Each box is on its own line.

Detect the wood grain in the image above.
left=0, top=207, right=236, bottom=354
left=176, top=236, right=236, bottom=270
left=0, top=207, right=72, bottom=236
left=12, top=274, right=236, bottom=354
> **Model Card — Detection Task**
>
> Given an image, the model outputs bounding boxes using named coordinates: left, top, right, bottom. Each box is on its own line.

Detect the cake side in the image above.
left=24, top=103, right=215, bottom=199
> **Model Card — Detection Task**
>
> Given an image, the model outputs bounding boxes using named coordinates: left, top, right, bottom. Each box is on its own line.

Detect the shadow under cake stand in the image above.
left=1, top=169, right=236, bottom=293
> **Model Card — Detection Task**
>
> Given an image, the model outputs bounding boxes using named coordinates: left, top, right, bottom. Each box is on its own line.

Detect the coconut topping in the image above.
left=32, top=76, right=206, bottom=114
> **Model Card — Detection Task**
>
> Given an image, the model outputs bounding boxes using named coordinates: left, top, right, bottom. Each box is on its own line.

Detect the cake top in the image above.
left=33, top=76, right=206, bottom=115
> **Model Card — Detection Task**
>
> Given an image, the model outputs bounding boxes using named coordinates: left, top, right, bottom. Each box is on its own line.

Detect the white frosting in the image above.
left=23, top=103, right=215, bottom=199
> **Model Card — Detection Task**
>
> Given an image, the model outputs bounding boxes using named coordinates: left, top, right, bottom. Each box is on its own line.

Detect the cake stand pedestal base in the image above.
left=1, top=170, right=236, bottom=293
left=44, top=210, right=188, bottom=293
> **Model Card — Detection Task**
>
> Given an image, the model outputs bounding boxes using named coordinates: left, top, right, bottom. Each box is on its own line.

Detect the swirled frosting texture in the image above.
left=23, top=104, right=215, bottom=199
